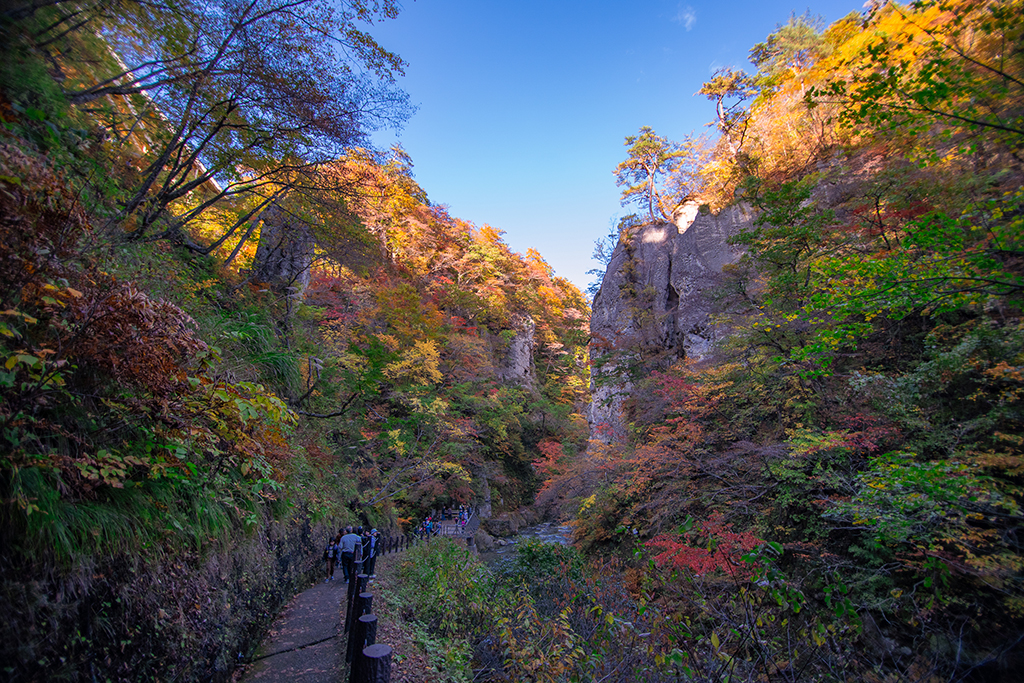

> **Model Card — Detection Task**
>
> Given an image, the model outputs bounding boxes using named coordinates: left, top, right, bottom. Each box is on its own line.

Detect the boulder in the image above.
left=482, top=515, right=518, bottom=538
left=473, top=529, right=495, bottom=552
left=520, top=506, right=540, bottom=526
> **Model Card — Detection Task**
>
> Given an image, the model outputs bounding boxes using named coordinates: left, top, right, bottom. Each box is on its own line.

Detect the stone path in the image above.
left=239, top=577, right=348, bottom=683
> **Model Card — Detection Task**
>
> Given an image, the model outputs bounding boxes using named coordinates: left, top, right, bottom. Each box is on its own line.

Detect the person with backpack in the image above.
left=324, top=533, right=341, bottom=582
left=364, top=529, right=379, bottom=578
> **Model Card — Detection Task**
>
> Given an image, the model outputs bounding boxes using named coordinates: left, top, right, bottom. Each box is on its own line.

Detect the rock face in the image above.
left=252, top=204, right=315, bottom=297
left=496, top=314, right=537, bottom=387
left=588, top=203, right=752, bottom=442
left=1, top=512, right=335, bottom=682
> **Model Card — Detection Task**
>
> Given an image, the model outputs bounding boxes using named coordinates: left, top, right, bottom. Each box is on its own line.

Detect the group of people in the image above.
left=325, top=508, right=475, bottom=577
left=416, top=505, right=473, bottom=538
left=417, top=516, right=439, bottom=539
left=439, top=504, right=472, bottom=527
left=323, top=526, right=379, bottom=583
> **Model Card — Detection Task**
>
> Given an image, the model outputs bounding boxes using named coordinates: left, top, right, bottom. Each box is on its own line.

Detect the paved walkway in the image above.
left=239, top=577, right=348, bottom=683
left=236, top=522, right=475, bottom=683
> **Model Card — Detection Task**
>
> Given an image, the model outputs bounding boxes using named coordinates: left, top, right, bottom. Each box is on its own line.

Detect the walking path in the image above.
left=236, top=516, right=477, bottom=683
left=238, top=578, right=348, bottom=683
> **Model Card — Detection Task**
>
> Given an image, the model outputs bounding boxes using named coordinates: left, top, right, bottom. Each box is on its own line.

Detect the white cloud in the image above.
left=673, top=5, right=697, bottom=31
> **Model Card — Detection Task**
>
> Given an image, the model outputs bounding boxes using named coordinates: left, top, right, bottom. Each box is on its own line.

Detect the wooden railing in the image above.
left=433, top=511, right=479, bottom=539
left=345, top=520, right=478, bottom=682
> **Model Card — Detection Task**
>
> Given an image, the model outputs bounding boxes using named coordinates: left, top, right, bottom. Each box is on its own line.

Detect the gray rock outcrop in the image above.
left=496, top=314, right=537, bottom=387
left=588, top=202, right=752, bottom=442
left=252, top=204, right=315, bottom=297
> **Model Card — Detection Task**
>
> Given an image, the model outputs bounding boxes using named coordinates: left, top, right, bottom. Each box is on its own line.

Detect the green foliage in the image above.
left=750, top=11, right=830, bottom=92
left=832, top=450, right=1005, bottom=546
left=643, top=543, right=862, bottom=682
left=492, top=539, right=585, bottom=596
left=808, top=0, right=1024, bottom=153
left=392, top=540, right=497, bottom=681
left=614, top=127, right=707, bottom=223
left=394, top=540, right=496, bottom=637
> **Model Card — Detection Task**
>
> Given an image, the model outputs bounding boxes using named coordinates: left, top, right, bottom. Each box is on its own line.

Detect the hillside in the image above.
left=559, top=1, right=1024, bottom=680
left=0, top=2, right=588, bottom=680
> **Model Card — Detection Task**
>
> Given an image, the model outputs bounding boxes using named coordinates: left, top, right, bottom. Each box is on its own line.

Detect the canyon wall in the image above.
left=588, top=203, right=752, bottom=442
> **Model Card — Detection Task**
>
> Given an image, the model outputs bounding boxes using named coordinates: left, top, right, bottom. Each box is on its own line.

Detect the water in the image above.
left=478, top=521, right=573, bottom=565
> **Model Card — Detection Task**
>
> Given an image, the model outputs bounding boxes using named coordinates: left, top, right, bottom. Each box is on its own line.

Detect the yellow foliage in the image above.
left=498, top=591, right=584, bottom=683
left=376, top=334, right=401, bottom=352
left=382, top=339, right=442, bottom=385
left=427, top=461, right=471, bottom=483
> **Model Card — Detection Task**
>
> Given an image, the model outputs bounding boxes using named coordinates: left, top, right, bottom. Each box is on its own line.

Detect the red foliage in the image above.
left=532, top=438, right=565, bottom=479
left=62, top=281, right=207, bottom=395
left=647, top=512, right=764, bottom=578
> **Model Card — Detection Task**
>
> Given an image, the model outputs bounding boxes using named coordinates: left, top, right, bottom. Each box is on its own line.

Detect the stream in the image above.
left=478, top=521, right=573, bottom=565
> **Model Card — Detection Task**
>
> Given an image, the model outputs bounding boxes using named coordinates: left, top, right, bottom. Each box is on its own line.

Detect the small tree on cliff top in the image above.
left=614, top=127, right=706, bottom=223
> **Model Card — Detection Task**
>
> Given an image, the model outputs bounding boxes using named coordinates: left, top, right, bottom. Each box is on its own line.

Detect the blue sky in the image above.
left=369, top=0, right=863, bottom=293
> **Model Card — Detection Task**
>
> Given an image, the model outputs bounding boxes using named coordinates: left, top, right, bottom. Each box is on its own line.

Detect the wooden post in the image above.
left=345, top=568, right=357, bottom=617
left=345, top=574, right=368, bottom=633
left=345, top=591, right=374, bottom=662
left=359, top=591, right=373, bottom=615
left=353, top=643, right=391, bottom=683
left=363, top=643, right=392, bottom=682
left=358, top=613, right=377, bottom=646
left=350, top=632, right=386, bottom=683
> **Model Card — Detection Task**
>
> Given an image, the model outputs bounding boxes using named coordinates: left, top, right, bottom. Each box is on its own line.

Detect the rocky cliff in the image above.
left=252, top=204, right=316, bottom=297
left=588, top=203, right=752, bottom=442
left=496, top=313, right=538, bottom=387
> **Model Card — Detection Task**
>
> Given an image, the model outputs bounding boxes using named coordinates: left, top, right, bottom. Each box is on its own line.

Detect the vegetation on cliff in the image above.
left=562, top=1, right=1024, bottom=680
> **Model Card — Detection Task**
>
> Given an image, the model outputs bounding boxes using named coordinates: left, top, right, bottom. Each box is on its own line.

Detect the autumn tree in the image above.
left=698, top=67, right=758, bottom=153
left=750, top=11, right=831, bottom=95
left=19, top=0, right=412, bottom=244
left=808, top=0, right=1024, bottom=156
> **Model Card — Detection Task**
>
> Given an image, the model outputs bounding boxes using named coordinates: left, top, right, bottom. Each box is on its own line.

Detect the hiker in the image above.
left=360, top=527, right=371, bottom=571
left=339, top=526, right=361, bottom=583
left=324, top=532, right=341, bottom=582
left=365, top=529, right=379, bottom=577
